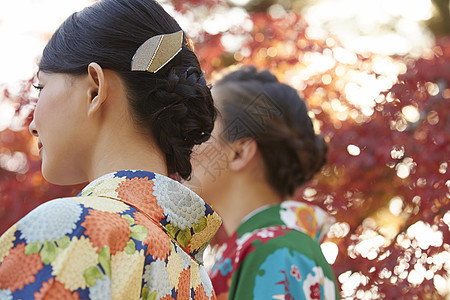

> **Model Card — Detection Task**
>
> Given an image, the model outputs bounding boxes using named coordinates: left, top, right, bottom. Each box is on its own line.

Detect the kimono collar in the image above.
left=78, top=170, right=222, bottom=264
left=237, top=200, right=335, bottom=243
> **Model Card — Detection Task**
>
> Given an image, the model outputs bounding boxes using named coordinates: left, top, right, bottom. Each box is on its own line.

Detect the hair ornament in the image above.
left=131, top=30, right=183, bottom=73
left=185, top=66, right=207, bottom=86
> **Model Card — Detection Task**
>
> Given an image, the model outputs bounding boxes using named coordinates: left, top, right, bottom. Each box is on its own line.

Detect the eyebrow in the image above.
left=36, top=70, right=41, bottom=79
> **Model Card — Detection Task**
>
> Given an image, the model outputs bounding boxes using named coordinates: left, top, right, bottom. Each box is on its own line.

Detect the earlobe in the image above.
left=230, top=139, right=258, bottom=171
left=87, top=62, right=106, bottom=117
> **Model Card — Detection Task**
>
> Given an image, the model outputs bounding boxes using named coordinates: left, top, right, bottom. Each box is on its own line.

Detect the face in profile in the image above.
left=29, top=72, right=93, bottom=185
left=190, top=118, right=233, bottom=201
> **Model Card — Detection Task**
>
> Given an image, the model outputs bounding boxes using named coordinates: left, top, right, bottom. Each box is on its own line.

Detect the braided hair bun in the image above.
left=128, top=64, right=216, bottom=180
left=214, top=66, right=327, bottom=197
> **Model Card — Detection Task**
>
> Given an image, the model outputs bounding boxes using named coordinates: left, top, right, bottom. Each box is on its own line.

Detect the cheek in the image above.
left=34, top=90, right=75, bottom=134
left=190, top=141, right=231, bottom=193
left=33, top=93, right=74, bottom=154
left=33, top=97, right=52, bottom=132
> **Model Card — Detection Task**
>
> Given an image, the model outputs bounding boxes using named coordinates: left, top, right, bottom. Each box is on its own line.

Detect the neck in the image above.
left=86, top=124, right=167, bottom=182
left=74, top=70, right=168, bottom=183
left=211, top=175, right=282, bottom=236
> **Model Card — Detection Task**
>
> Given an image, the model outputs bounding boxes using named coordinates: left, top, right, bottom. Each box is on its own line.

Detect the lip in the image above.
left=37, top=141, right=43, bottom=154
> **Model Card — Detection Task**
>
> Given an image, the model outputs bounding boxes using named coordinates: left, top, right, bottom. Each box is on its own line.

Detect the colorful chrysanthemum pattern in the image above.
left=81, top=209, right=131, bottom=255
left=117, top=177, right=165, bottom=223
left=0, top=289, right=12, bottom=300
left=0, top=243, right=43, bottom=292
left=34, top=278, right=81, bottom=300
left=134, top=211, right=171, bottom=260
left=153, top=173, right=206, bottom=229
left=0, top=170, right=220, bottom=299
left=88, top=276, right=111, bottom=300
left=143, top=259, right=172, bottom=298
left=75, top=197, right=128, bottom=214
left=17, top=198, right=83, bottom=244
left=0, top=224, right=17, bottom=262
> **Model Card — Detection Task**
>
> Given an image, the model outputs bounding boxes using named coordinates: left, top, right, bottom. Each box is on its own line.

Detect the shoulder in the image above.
left=233, top=226, right=334, bottom=282
left=15, top=196, right=133, bottom=245
left=238, top=225, right=320, bottom=257
left=15, top=198, right=85, bottom=244
left=21, top=197, right=83, bottom=219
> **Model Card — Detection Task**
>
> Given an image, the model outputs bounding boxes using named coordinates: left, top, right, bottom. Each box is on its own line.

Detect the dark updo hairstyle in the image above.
left=39, top=0, right=216, bottom=180
left=214, top=66, right=327, bottom=198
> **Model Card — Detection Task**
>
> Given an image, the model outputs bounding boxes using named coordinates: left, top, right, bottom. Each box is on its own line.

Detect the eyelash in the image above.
left=33, top=84, right=43, bottom=94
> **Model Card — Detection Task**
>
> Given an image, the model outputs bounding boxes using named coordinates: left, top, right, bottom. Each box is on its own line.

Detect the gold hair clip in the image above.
left=131, top=30, right=183, bottom=73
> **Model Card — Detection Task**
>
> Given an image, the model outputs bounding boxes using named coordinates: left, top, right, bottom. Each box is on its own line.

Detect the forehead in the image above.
left=37, top=71, right=77, bottom=85
left=211, top=87, right=227, bottom=110
left=36, top=70, right=51, bottom=81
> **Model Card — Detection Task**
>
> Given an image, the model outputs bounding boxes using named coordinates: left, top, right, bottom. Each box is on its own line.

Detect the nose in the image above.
left=29, top=119, right=38, bottom=137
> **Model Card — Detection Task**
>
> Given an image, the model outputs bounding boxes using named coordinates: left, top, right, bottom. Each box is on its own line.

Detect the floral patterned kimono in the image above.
left=210, top=201, right=339, bottom=300
left=0, top=170, right=222, bottom=300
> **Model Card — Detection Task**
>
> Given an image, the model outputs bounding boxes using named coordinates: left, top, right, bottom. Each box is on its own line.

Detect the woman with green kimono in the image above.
left=190, top=66, right=340, bottom=300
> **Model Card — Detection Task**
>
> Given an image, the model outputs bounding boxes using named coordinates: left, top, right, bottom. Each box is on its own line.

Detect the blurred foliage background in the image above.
left=0, top=0, right=449, bottom=298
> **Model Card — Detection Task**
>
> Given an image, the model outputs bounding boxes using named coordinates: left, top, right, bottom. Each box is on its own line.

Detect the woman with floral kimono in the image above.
left=190, top=66, right=340, bottom=300
left=0, top=0, right=222, bottom=299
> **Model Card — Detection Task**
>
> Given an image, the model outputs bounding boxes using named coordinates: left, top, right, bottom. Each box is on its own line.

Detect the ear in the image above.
left=229, top=139, right=258, bottom=171
left=86, top=62, right=107, bottom=117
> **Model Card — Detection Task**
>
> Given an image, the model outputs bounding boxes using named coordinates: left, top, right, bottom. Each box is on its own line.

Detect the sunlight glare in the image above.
left=443, top=211, right=450, bottom=226
left=0, top=151, right=28, bottom=173
left=396, top=164, right=410, bottom=179
left=347, top=144, right=361, bottom=156
left=328, top=222, right=351, bottom=239
left=268, top=4, right=287, bottom=19
left=382, top=0, right=433, bottom=21
left=321, top=242, right=339, bottom=264
left=407, top=269, right=424, bottom=285
left=354, top=234, right=386, bottom=260
left=402, top=105, right=420, bottom=123
left=389, top=197, right=403, bottom=216
left=202, top=7, right=249, bottom=35
left=0, top=100, right=16, bottom=131
left=0, top=0, right=93, bottom=85
left=339, top=271, right=365, bottom=298
left=407, top=221, right=443, bottom=250
left=221, top=33, right=248, bottom=52
left=303, top=0, right=434, bottom=56
left=390, top=146, right=405, bottom=160
left=228, top=0, right=251, bottom=6
left=396, top=157, right=415, bottom=179
left=333, top=47, right=357, bottom=65
left=434, top=275, right=450, bottom=296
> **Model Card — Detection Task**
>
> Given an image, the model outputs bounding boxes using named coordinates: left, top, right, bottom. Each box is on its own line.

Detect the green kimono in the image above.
left=210, top=201, right=339, bottom=300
